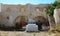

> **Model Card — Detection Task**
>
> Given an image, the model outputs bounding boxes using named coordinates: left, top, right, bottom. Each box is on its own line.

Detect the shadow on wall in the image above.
left=34, top=16, right=49, bottom=30
left=14, top=16, right=27, bottom=31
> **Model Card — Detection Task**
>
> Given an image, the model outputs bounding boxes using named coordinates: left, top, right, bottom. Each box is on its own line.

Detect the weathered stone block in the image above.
left=25, top=24, right=38, bottom=32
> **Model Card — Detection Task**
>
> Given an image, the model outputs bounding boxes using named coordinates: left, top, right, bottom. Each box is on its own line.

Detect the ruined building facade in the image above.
left=0, top=3, right=48, bottom=26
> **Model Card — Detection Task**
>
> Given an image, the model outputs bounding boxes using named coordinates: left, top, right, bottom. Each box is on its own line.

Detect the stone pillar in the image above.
left=54, top=9, right=60, bottom=25
left=0, top=4, right=1, bottom=12
left=8, top=16, right=14, bottom=26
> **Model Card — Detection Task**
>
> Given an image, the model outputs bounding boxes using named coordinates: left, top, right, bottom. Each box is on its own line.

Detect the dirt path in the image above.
left=0, top=31, right=60, bottom=36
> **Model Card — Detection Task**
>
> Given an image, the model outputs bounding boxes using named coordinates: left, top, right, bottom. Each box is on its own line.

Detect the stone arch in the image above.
left=14, top=16, right=21, bottom=23
left=34, top=16, right=49, bottom=30
left=34, top=16, right=48, bottom=24
left=14, top=16, right=27, bottom=27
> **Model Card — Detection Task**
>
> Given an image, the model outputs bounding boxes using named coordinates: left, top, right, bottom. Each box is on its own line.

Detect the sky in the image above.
left=0, top=0, right=55, bottom=4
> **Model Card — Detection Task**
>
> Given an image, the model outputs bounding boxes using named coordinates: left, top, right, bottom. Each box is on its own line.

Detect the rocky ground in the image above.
left=0, top=31, right=60, bottom=36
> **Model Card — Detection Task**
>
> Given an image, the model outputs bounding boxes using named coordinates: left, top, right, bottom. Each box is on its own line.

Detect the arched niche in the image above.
left=14, top=16, right=27, bottom=27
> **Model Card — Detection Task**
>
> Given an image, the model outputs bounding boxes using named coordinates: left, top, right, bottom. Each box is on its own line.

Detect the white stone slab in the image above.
left=25, top=24, right=38, bottom=32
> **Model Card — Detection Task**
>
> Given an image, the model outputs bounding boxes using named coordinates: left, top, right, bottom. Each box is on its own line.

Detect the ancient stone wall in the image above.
left=0, top=4, right=48, bottom=26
